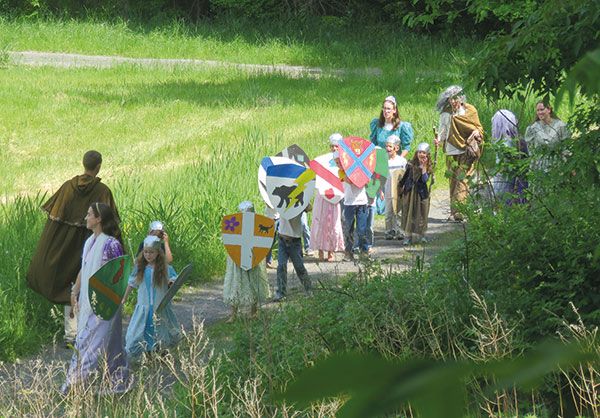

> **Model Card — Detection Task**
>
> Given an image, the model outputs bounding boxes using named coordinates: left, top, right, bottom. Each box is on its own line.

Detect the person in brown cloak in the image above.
left=433, top=85, right=484, bottom=222
left=26, top=150, right=119, bottom=345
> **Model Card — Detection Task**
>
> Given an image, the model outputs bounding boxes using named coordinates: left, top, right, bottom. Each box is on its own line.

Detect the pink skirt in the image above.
left=309, top=193, right=345, bottom=252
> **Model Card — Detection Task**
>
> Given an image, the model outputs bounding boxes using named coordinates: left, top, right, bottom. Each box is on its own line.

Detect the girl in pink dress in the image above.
left=309, top=133, right=345, bottom=261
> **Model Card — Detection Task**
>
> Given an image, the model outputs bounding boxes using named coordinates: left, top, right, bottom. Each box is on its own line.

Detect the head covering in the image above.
left=417, top=142, right=431, bottom=154
left=491, top=109, right=519, bottom=140
left=238, top=201, right=255, bottom=213
left=144, top=235, right=162, bottom=250
left=384, top=95, right=397, bottom=106
left=436, top=85, right=466, bottom=114
left=148, top=220, right=165, bottom=233
left=386, top=135, right=401, bottom=146
left=329, top=133, right=343, bottom=146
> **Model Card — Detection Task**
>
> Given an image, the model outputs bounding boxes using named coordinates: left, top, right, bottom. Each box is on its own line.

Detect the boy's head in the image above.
left=148, top=220, right=165, bottom=239
left=385, top=135, right=401, bottom=157
left=83, top=150, right=102, bottom=175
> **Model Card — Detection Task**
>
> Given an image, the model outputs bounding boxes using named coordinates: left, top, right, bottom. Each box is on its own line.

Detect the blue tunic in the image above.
left=369, top=118, right=414, bottom=152
left=125, top=264, right=181, bottom=357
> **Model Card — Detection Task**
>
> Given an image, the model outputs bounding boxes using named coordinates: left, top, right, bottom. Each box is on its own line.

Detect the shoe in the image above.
left=420, top=237, right=428, bottom=243
left=304, top=250, right=315, bottom=257
left=396, top=232, right=405, bottom=240
left=385, top=233, right=394, bottom=240
left=273, top=293, right=286, bottom=302
left=402, top=238, right=411, bottom=246
left=343, top=253, right=354, bottom=261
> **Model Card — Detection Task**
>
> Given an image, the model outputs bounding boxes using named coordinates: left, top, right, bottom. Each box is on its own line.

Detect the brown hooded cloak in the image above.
left=26, top=174, right=119, bottom=304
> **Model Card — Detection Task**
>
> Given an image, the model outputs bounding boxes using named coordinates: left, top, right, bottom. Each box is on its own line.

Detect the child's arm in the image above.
left=162, top=232, right=173, bottom=264
left=167, top=265, right=178, bottom=288
left=122, top=286, right=134, bottom=305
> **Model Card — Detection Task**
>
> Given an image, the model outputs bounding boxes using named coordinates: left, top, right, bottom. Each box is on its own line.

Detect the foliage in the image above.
left=379, top=0, right=539, bottom=33
left=0, top=195, right=59, bottom=361
left=279, top=340, right=596, bottom=418
left=468, top=0, right=600, bottom=102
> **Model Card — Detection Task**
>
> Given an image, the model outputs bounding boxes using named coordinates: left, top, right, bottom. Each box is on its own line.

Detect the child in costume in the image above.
left=123, top=235, right=181, bottom=360
left=136, top=220, right=173, bottom=263
left=275, top=207, right=312, bottom=301
left=309, top=133, right=345, bottom=262
left=339, top=150, right=370, bottom=261
left=223, top=201, right=271, bottom=322
left=397, top=142, right=433, bottom=245
left=384, top=135, right=408, bottom=240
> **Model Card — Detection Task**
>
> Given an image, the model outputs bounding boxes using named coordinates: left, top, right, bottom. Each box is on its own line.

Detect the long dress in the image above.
left=61, top=233, right=132, bottom=394
left=223, top=257, right=270, bottom=308
left=309, top=192, right=345, bottom=253
left=125, top=265, right=181, bottom=357
left=524, top=118, right=570, bottom=172
left=399, top=163, right=431, bottom=237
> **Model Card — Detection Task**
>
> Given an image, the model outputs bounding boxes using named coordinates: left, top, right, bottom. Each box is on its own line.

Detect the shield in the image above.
left=155, top=264, right=192, bottom=314
left=338, top=136, right=377, bottom=188
left=266, top=163, right=316, bottom=220
left=276, top=144, right=310, bottom=167
left=258, top=156, right=296, bottom=208
left=88, top=255, right=133, bottom=321
left=391, top=167, right=406, bottom=214
left=365, top=147, right=389, bottom=199
left=222, top=212, right=276, bottom=270
left=309, top=152, right=344, bottom=204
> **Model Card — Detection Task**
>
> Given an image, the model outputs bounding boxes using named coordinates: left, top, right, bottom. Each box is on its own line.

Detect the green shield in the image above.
left=365, top=147, right=389, bottom=199
left=88, top=255, right=133, bottom=321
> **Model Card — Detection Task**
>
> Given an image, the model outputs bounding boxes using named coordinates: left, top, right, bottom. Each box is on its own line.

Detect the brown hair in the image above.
left=411, top=150, right=433, bottom=175
left=90, top=202, right=123, bottom=247
left=134, top=247, right=169, bottom=288
left=532, top=100, right=558, bottom=124
left=377, top=99, right=402, bottom=130
left=83, top=150, right=102, bottom=171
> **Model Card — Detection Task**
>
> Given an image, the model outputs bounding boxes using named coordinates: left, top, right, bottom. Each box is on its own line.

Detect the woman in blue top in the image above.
left=370, top=95, right=414, bottom=158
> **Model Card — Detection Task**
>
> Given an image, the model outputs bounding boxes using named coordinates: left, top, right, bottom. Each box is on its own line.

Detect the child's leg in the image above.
left=266, top=219, right=279, bottom=265
left=366, top=205, right=375, bottom=249
left=288, top=238, right=311, bottom=292
left=356, top=205, right=370, bottom=253
left=342, top=204, right=356, bottom=255
left=276, top=235, right=290, bottom=298
left=384, top=198, right=395, bottom=237
left=226, top=306, right=237, bottom=323
left=301, top=211, right=311, bottom=254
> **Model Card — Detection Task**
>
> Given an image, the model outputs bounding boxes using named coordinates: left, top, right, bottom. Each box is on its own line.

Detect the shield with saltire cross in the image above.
left=338, top=136, right=377, bottom=188
left=309, top=152, right=344, bottom=204
left=222, top=212, right=275, bottom=271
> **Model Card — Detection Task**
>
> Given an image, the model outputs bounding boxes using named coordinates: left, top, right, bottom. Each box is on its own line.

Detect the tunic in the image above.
left=309, top=193, right=345, bottom=253
left=61, top=234, right=132, bottom=394
left=223, top=257, right=270, bottom=307
left=125, top=265, right=181, bottom=357
left=26, top=174, right=119, bottom=304
left=399, top=163, right=431, bottom=236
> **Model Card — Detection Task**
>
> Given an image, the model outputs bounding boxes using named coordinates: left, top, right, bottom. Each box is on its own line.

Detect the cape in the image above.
left=26, top=174, right=120, bottom=304
left=447, top=104, right=484, bottom=151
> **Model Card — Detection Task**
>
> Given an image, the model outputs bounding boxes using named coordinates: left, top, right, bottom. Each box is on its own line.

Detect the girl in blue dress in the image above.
left=122, top=235, right=181, bottom=360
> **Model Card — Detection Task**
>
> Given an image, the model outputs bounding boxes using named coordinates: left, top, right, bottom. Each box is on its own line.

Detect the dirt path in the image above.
left=1, top=188, right=459, bottom=378
left=7, top=50, right=382, bottom=77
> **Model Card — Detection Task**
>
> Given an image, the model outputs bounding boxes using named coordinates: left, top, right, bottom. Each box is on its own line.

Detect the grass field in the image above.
left=0, top=16, right=556, bottom=361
